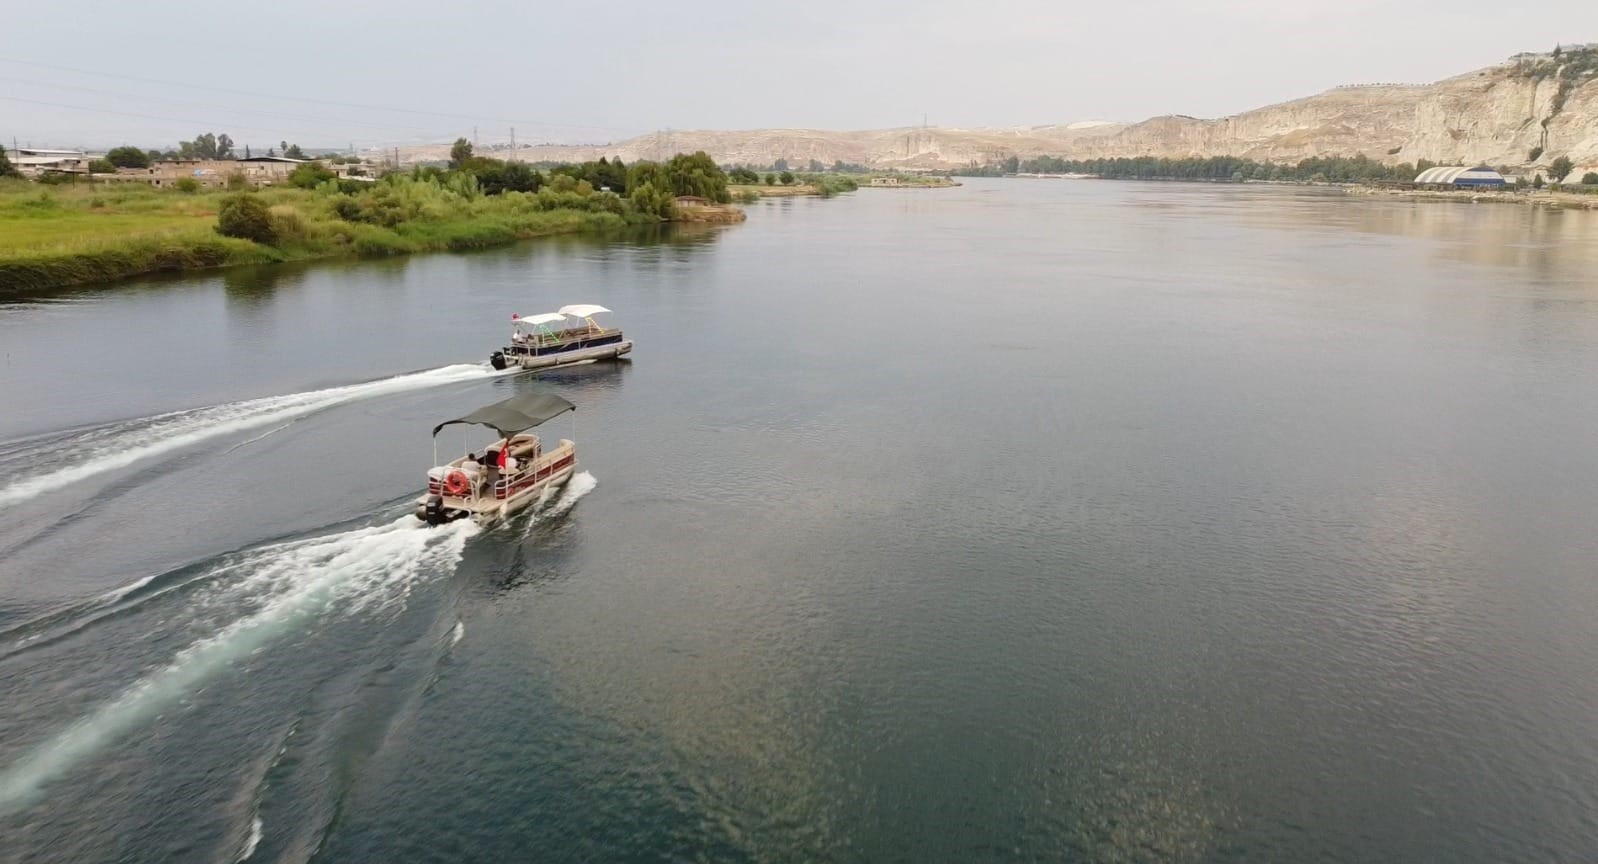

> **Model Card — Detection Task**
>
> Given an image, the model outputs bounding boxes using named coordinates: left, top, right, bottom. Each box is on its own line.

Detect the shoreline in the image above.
left=1343, top=185, right=1598, bottom=209
left=0, top=181, right=746, bottom=297
left=0, top=211, right=633, bottom=297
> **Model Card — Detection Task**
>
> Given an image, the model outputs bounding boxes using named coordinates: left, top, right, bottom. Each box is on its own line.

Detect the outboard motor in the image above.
left=423, top=494, right=449, bottom=525
left=490, top=351, right=507, bottom=371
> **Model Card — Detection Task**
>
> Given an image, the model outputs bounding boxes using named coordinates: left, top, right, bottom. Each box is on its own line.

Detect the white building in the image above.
left=10, top=148, right=90, bottom=177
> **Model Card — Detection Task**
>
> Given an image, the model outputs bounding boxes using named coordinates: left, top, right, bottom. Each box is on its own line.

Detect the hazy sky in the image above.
left=3, top=0, right=1594, bottom=150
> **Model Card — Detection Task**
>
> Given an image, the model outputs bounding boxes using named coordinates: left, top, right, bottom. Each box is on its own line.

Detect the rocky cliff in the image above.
left=416, top=50, right=1598, bottom=176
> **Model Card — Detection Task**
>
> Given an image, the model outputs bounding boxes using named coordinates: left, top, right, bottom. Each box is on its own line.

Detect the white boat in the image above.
left=490, top=304, right=633, bottom=371
left=417, top=392, right=578, bottom=526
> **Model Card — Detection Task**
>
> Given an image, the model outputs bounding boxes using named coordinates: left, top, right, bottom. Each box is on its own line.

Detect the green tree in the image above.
left=106, top=146, right=150, bottom=169
left=1548, top=156, right=1574, bottom=182
left=288, top=161, right=336, bottom=188
left=192, top=133, right=218, bottom=159
left=450, top=137, right=473, bottom=168
left=626, top=161, right=675, bottom=219
left=764, top=173, right=775, bottom=185
left=283, top=143, right=306, bottom=160
left=88, top=158, right=116, bottom=174
left=662, top=151, right=731, bottom=202
left=1533, top=173, right=1545, bottom=189
left=216, top=134, right=235, bottom=159
left=1528, top=146, right=1544, bottom=161
left=808, top=159, right=823, bottom=172
left=215, top=193, right=275, bottom=243
left=1581, top=172, right=1598, bottom=185
left=773, top=157, right=788, bottom=172
left=779, top=170, right=795, bottom=185
left=0, top=143, right=18, bottom=178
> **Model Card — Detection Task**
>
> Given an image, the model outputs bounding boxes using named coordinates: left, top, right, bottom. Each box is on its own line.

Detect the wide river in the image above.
left=2, top=179, right=1597, bottom=862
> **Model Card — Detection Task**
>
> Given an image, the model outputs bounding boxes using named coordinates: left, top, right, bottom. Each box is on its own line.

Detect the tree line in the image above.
left=443, top=138, right=731, bottom=218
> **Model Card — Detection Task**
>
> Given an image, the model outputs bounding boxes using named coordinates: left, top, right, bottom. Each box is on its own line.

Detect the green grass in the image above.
left=0, top=177, right=641, bottom=296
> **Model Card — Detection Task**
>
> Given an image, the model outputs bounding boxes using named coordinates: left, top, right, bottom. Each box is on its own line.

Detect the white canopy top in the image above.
left=557, top=304, right=611, bottom=318
left=515, top=312, right=568, bottom=326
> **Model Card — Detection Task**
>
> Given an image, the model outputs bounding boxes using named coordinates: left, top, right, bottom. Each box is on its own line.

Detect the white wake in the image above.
left=0, top=364, right=500, bottom=510
left=0, top=516, right=477, bottom=814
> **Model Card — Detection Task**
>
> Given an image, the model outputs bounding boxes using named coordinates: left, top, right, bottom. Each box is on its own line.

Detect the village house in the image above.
left=119, top=155, right=310, bottom=188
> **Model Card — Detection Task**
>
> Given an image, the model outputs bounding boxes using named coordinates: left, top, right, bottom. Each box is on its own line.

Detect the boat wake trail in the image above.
left=541, top=471, right=597, bottom=521
left=0, top=364, right=498, bottom=510
left=0, top=516, right=477, bottom=814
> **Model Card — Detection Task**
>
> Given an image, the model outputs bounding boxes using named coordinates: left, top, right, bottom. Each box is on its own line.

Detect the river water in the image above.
left=2, top=180, right=1597, bottom=862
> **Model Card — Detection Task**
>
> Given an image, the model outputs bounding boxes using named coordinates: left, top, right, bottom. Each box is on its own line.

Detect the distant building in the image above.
left=1415, top=165, right=1506, bottom=188
left=10, top=147, right=89, bottom=177
left=126, top=157, right=308, bottom=188
left=673, top=195, right=711, bottom=206
left=869, top=177, right=904, bottom=187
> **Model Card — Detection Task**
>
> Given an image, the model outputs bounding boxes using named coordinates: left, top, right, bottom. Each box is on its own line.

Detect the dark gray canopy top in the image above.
left=432, top=392, right=575, bottom=439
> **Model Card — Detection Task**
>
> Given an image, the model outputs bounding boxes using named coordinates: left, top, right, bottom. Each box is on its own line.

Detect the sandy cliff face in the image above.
left=442, top=54, right=1598, bottom=175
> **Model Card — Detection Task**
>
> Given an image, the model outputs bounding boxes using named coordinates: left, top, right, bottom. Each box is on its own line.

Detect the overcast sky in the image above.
left=3, top=0, right=1594, bottom=150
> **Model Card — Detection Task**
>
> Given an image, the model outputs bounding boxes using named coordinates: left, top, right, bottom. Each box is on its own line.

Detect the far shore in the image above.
left=1344, top=185, right=1598, bottom=210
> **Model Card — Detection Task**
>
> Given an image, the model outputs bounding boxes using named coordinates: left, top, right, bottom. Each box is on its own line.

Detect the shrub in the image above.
left=1583, top=172, right=1598, bottom=185
left=1528, top=146, right=1544, bottom=161
left=216, top=193, right=276, bottom=244
left=226, top=172, right=250, bottom=190
left=733, top=189, right=760, bottom=204
left=765, top=173, right=776, bottom=185
left=779, top=170, right=795, bottom=185
left=288, top=162, right=336, bottom=189
left=267, top=205, right=314, bottom=247
left=88, top=158, right=116, bottom=174
left=37, top=173, right=75, bottom=186
left=174, top=177, right=200, bottom=193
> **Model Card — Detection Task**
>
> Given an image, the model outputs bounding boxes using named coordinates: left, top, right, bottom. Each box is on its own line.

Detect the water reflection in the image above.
left=221, top=264, right=303, bottom=309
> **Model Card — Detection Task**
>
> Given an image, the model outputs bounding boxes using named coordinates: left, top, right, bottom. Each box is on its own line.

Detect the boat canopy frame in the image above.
left=433, top=392, right=576, bottom=440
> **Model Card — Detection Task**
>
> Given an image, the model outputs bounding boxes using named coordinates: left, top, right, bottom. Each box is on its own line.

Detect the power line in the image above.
left=0, top=95, right=315, bottom=138
left=0, top=75, right=446, bottom=137
left=0, top=56, right=638, bottom=138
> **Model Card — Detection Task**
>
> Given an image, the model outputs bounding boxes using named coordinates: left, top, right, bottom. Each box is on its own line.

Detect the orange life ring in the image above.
left=443, top=469, right=472, bottom=496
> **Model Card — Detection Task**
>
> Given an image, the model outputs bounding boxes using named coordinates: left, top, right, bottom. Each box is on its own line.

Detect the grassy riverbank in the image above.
left=0, top=177, right=638, bottom=295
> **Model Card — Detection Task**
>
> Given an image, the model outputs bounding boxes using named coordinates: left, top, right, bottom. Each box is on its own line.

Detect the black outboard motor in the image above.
left=490, top=351, right=507, bottom=371
left=423, top=494, right=449, bottom=525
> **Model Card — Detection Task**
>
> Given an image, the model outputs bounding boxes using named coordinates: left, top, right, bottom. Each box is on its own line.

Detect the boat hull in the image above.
left=492, top=339, right=632, bottom=371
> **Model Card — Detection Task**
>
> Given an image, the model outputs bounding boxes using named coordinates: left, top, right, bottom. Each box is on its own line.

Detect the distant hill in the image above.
left=398, top=49, right=1598, bottom=175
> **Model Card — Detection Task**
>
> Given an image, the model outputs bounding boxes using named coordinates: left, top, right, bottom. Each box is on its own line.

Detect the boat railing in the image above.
left=492, top=441, right=575, bottom=499
left=518, top=326, right=620, bottom=350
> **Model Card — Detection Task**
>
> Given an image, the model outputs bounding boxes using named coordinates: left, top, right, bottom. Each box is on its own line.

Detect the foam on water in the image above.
left=546, top=471, right=598, bottom=519
left=236, top=817, right=263, bottom=862
left=0, top=516, right=477, bottom=814
left=0, top=364, right=499, bottom=510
